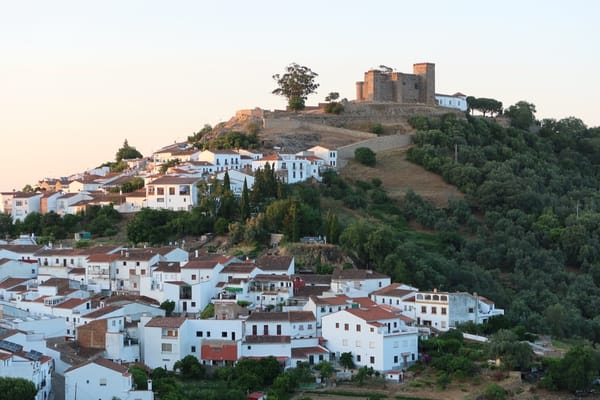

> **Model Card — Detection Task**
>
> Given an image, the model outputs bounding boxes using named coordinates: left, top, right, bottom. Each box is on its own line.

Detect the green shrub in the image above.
left=355, top=147, right=376, bottom=166
left=370, top=123, right=384, bottom=135
left=483, top=383, right=506, bottom=400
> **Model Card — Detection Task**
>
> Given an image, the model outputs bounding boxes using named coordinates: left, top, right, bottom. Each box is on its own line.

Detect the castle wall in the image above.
left=355, top=63, right=436, bottom=105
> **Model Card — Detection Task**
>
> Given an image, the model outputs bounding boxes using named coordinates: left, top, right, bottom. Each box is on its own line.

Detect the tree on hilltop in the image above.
left=116, top=139, right=143, bottom=162
left=272, top=63, right=319, bottom=111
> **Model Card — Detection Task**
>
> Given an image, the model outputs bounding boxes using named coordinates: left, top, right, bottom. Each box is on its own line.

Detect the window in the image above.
left=191, top=302, right=196, bottom=307
left=277, top=325, right=282, bottom=335
left=344, top=323, right=349, bottom=331
left=468, top=307, right=474, bottom=313
left=394, top=355, right=398, bottom=363
left=157, top=187, right=165, bottom=195
left=335, top=323, right=339, bottom=328
left=192, top=274, right=197, bottom=280
left=207, top=331, right=211, bottom=337
left=421, top=306, right=426, bottom=313
left=320, top=307, right=326, bottom=312
left=263, top=325, right=269, bottom=335
left=161, top=343, right=173, bottom=353
left=307, top=324, right=313, bottom=329
left=356, top=324, right=361, bottom=332
left=370, top=327, right=374, bottom=332
left=191, top=345, right=196, bottom=352
left=431, top=307, right=437, bottom=314
left=441, top=307, right=447, bottom=315
left=169, top=187, right=175, bottom=195
left=99, top=378, right=107, bottom=386
left=370, top=356, right=375, bottom=364
left=196, top=331, right=203, bottom=337
left=356, top=355, right=361, bottom=362
left=222, top=331, right=227, bottom=338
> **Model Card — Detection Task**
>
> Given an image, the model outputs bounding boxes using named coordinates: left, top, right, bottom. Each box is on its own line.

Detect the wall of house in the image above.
left=65, top=364, right=132, bottom=400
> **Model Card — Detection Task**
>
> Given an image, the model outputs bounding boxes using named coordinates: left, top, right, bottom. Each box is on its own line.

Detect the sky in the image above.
left=1, top=0, right=598, bottom=191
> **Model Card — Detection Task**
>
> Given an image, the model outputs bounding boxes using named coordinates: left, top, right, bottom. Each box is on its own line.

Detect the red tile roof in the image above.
left=256, top=255, right=293, bottom=271
left=145, top=316, right=187, bottom=328
left=82, top=305, right=122, bottom=319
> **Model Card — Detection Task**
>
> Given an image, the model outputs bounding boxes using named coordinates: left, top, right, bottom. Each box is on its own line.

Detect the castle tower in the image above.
left=413, top=63, right=435, bottom=105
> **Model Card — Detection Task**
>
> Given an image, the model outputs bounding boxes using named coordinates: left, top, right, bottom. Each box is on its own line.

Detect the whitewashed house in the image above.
left=65, top=357, right=154, bottom=400
left=11, top=192, right=43, bottom=222
left=435, top=92, right=468, bottom=111
left=330, top=268, right=391, bottom=297
left=322, top=306, right=418, bottom=372
left=145, top=176, right=200, bottom=211
left=197, top=149, right=241, bottom=172
left=0, top=339, right=53, bottom=400
left=370, top=283, right=419, bottom=313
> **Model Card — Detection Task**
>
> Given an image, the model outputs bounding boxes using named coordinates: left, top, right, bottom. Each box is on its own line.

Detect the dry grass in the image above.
left=340, top=147, right=463, bottom=208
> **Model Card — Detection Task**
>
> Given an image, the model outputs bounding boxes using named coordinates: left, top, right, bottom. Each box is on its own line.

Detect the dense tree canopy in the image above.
left=405, top=112, right=600, bottom=341
left=0, top=377, right=37, bottom=400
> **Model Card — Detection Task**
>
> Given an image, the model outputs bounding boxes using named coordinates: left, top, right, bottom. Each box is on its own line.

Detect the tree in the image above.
left=240, top=178, right=250, bottom=221
left=315, top=361, right=334, bottom=379
left=173, top=355, right=205, bottom=379
left=115, top=139, right=143, bottom=162
left=339, top=352, right=355, bottom=370
left=160, top=300, right=175, bottom=316
left=0, top=377, right=37, bottom=400
left=272, top=63, right=319, bottom=111
left=325, top=92, right=339, bottom=102
left=487, top=329, right=533, bottom=370
left=354, top=147, right=376, bottom=166
left=504, top=101, right=536, bottom=130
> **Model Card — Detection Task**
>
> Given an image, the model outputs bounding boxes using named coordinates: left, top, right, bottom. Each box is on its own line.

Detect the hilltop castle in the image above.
left=355, top=62, right=436, bottom=105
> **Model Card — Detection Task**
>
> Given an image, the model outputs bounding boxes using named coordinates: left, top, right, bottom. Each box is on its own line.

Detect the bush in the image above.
left=370, top=123, right=384, bottom=135
left=324, top=102, right=344, bottom=114
left=354, top=147, right=376, bottom=166
left=483, top=383, right=507, bottom=400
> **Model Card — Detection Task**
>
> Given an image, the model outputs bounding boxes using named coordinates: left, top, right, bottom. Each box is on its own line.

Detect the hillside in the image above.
left=341, top=147, right=463, bottom=207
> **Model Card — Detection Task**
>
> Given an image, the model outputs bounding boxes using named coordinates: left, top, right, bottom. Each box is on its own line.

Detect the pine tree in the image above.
left=240, top=178, right=250, bottom=221
left=223, top=171, right=231, bottom=192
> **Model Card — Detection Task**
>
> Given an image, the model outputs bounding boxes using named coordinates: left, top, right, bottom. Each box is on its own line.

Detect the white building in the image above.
left=322, top=306, right=418, bottom=372
left=370, top=283, right=418, bottom=314
left=330, top=268, right=391, bottom=297
left=11, top=192, right=43, bottom=222
left=65, top=357, right=154, bottom=400
left=145, top=176, right=200, bottom=211
left=0, top=339, right=53, bottom=400
left=411, top=290, right=504, bottom=331
left=435, top=92, right=468, bottom=111
left=197, top=150, right=241, bottom=172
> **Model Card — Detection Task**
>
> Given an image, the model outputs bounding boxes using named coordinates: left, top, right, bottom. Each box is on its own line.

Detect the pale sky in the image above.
left=1, top=1, right=598, bottom=191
